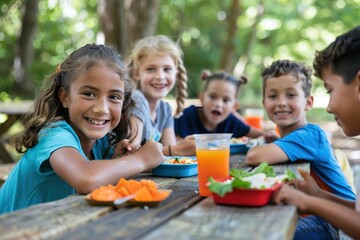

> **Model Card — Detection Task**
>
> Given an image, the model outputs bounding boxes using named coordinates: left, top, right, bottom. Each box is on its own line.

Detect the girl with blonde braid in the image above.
left=124, top=35, right=195, bottom=156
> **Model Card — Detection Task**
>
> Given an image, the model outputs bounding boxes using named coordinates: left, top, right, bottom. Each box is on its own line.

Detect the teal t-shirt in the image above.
left=0, top=120, right=113, bottom=214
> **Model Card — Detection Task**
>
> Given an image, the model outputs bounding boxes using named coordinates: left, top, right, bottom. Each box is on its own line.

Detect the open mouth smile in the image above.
left=85, top=117, right=109, bottom=126
left=275, top=111, right=290, bottom=117
left=151, top=83, right=167, bottom=89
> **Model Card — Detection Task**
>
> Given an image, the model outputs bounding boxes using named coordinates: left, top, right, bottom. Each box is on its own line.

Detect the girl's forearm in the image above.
left=74, top=157, right=146, bottom=193
left=162, top=145, right=172, bottom=156
left=305, top=195, right=360, bottom=238
left=317, top=189, right=356, bottom=209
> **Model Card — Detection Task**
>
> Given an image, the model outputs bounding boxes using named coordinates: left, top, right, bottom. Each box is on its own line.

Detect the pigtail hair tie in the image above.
left=200, top=69, right=211, bottom=81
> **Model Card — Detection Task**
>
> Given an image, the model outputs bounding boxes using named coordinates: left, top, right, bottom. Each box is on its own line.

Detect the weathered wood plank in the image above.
left=0, top=175, right=179, bottom=240
left=230, top=153, right=311, bottom=179
left=271, top=162, right=310, bottom=178
left=0, top=195, right=113, bottom=240
left=56, top=176, right=202, bottom=240
left=0, top=157, right=305, bottom=240
left=141, top=198, right=298, bottom=240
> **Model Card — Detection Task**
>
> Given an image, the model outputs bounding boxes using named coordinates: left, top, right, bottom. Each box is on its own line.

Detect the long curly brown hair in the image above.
left=14, top=44, right=135, bottom=154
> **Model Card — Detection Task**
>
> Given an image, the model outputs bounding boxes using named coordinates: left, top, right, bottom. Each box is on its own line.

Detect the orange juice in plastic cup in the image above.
left=193, top=134, right=231, bottom=197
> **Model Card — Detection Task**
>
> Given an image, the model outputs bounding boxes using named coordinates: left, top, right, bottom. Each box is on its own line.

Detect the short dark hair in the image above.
left=261, top=59, right=313, bottom=97
left=200, top=70, right=247, bottom=98
left=313, top=26, right=360, bottom=84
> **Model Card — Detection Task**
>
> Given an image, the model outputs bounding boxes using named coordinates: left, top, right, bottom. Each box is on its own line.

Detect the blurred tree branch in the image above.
left=233, top=0, right=264, bottom=78
left=219, top=0, right=241, bottom=72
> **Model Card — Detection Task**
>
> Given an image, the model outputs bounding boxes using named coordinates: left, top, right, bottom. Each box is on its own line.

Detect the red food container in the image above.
left=211, top=177, right=282, bottom=207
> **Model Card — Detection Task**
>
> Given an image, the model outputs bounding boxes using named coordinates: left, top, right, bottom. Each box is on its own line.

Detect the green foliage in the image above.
left=0, top=0, right=98, bottom=98
left=0, top=0, right=359, bottom=108
left=158, top=0, right=360, bottom=107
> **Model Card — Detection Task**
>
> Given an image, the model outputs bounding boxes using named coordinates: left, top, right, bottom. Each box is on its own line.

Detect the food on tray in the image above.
left=152, top=156, right=198, bottom=177
left=89, top=178, right=171, bottom=202
left=91, top=185, right=122, bottom=201
left=164, top=156, right=197, bottom=164
left=230, top=137, right=265, bottom=147
left=208, top=162, right=297, bottom=197
left=230, top=137, right=249, bottom=144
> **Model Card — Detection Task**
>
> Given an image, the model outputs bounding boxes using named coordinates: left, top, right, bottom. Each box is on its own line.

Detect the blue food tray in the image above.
left=230, top=143, right=250, bottom=154
left=152, top=156, right=198, bottom=177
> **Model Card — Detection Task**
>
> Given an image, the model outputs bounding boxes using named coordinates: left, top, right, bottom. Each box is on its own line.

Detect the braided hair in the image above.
left=127, top=35, right=188, bottom=117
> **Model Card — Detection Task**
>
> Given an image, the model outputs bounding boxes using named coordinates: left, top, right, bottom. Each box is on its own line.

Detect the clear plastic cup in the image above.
left=193, top=133, right=232, bottom=197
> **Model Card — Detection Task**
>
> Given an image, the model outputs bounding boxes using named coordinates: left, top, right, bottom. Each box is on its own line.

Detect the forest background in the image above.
left=1, top=0, right=360, bottom=122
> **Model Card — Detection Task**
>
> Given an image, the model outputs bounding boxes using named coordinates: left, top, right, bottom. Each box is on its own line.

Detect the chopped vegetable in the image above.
left=91, top=185, right=122, bottom=201
left=209, top=163, right=298, bottom=197
left=90, top=178, right=171, bottom=202
left=164, top=157, right=197, bottom=164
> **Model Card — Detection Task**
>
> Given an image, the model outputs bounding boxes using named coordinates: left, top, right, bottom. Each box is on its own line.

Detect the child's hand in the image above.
left=264, top=129, right=280, bottom=143
left=173, top=135, right=196, bottom=156
left=113, top=139, right=131, bottom=158
left=273, top=183, right=310, bottom=212
left=113, top=138, right=145, bottom=157
left=135, top=140, right=165, bottom=170
left=290, top=168, right=322, bottom=198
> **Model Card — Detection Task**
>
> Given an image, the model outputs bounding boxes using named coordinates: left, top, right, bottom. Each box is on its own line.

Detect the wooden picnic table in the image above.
left=0, top=101, right=33, bottom=163
left=0, top=154, right=310, bottom=240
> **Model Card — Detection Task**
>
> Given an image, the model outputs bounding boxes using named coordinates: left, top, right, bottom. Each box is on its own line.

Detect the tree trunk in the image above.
left=14, top=0, right=38, bottom=97
left=219, top=0, right=241, bottom=72
left=98, top=0, right=124, bottom=53
left=99, top=0, right=160, bottom=56
left=126, top=0, right=160, bottom=47
left=233, top=0, right=264, bottom=78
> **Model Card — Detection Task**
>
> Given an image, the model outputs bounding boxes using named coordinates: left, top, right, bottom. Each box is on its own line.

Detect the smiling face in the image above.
left=263, top=74, right=313, bottom=135
left=134, top=52, right=177, bottom=104
left=322, top=67, right=360, bottom=136
left=200, top=80, right=237, bottom=130
left=59, top=64, right=125, bottom=148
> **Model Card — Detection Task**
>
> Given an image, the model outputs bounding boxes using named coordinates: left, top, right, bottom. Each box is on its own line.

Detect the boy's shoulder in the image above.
left=290, top=122, right=322, bottom=133
left=280, top=123, right=325, bottom=141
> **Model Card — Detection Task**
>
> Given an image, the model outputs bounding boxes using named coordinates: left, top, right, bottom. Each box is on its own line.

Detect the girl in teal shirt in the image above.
left=0, top=44, right=164, bottom=214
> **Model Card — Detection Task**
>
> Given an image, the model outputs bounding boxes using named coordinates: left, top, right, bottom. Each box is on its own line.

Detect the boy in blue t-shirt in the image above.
left=246, top=59, right=355, bottom=240
left=273, top=25, right=360, bottom=239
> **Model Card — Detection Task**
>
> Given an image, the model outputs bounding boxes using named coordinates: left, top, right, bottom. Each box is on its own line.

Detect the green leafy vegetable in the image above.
left=285, top=169, right=297, bottom=181
left=251, top=162, right=276, bottom=177
left=229, top=168, right=252, bottom=178
left=208, top=177, right=234, bottom=197
left=208, top=162, right=298, bottom=197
